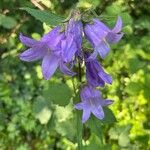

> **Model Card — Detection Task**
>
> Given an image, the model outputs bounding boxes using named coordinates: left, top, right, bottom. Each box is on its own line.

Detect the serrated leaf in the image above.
left=0, top=14, right=17, bottom=29
left=43, top=82, right=73, bottom=106
left=21, top=7, right=64, bottom=26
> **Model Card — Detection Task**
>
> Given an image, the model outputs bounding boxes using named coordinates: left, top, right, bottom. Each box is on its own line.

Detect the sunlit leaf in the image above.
left=33, top=96, right=52, bottom=124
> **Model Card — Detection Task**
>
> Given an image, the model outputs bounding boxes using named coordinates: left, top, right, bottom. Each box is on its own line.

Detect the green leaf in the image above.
left=33, top=96, right=52, bottom=124
left=43, top=82, right=73, bottom=106
left=54, top=102, right=73, bottom=122
left=0, top=14, right=17, bottom=29
left=109, top=125, right=131, bottom=147
left=101, top=108, right=116, bottom=124
left=125, top=82, right=143, bottom=95
left=54, top=102, right=76, bottom=141
left=109, top=127, right=119, bottom=140
left=128, top=57, right=145, bottom=73
left=55, top=118, right=76, bottom=141
left=21, top=7, right=64, bottom=26
left=86, top=115, right=103, bottom=142
left=118, top=126, right=131, bottom=147
left=84, top=134, right=111, bottom=150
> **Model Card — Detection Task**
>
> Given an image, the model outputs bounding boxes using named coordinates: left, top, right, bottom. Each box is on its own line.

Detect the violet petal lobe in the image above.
left=19, top=33, right=38, bottom=47
left=112, top=16, right=122, bottom=33
left=95, top=40, right=110, bottom=59
left=59, top=62, right=76, bottom=76
left=92, top=105, right=104, bottom=120
left=93, top=61, right=112, bottom=84
left=88, top=50, right=98, bottom=60
left=84, top=24, right=106, bottom=47
left=98, top=71, right=112, bottom=84
left=93, top=18, right=110, bottom=32
left=42, top=54, right=59, bottom=80
left=82, top=106, right=91, bottom=123
left=101, top=99, right=114, bottom=106
left=80, top=86, right=92, bottom=101
left=74, top=102, right=84, bottom=110
left=106, top=32, right=124, bottom=44
left=19, top=47, right=45, bottom=62
left=41, top=26, right=61, bottom=42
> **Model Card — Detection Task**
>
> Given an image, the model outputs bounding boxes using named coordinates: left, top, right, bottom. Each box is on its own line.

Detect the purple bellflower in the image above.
left=19, top=26, right=75, bottom=80
left=75, top=86, right=113, bottom=123
left=65, top=18, right=83, bottom=58
left=85, top=53, right=112, bottom=87
left=84, top=16, right=123, bottom=59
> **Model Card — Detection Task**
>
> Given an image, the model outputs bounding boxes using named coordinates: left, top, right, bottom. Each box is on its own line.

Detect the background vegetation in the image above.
left=0, top=0, right=150, bottom=149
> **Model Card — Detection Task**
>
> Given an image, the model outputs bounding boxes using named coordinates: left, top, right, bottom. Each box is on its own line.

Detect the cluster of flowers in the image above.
left=19, top=13, right=123, bottom=123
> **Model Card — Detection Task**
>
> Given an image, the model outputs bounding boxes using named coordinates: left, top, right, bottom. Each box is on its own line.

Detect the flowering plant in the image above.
left=19, top=8, right=123, bottom=148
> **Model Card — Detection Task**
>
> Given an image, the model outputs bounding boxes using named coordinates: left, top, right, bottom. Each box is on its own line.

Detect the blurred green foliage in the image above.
left=0, top=0, right=150, bottom=149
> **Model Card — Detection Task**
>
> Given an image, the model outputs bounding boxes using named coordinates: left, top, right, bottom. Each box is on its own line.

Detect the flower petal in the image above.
left=80, top=86, right=92, bottom=102
left=82, top=108, right=91, bottom=123
left=19, top=47, right=45, bottom=62
left=41, top=26, right=61, bottom=42
left=101, top=99, right=114, bottom=106
left=59, top=62, right=76, bottom=76
left=42, top=54, right=59, bottom=80
left=93, top=18, right=110, bottom=32
left=112, top=16, right=122, bottom=33
left=106, top=32, right=124, bottom=44
left=84, top=24, right=107, bottom=47
left=98, top=68, right=112, bottom=84
left=62, top=35, right=77, bottom=63
left=74, top=102, right=84, bottom=110
left=96, top=40, right=110, bottom=59
left=19, top=33, right=38, bottom=47
left=92, top=105, right=104, bottom=120
left=88, top=50, right=98, bottom=60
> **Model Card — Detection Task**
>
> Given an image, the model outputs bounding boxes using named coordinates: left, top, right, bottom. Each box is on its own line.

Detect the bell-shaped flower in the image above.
left=75, top=86, right=113, bottom=123
left=64, top=18, right=83, bottom=60
left=84, top=16, right=123, bottom=59
left=19, top=26, right=75, bottom=80
left=85, top=53, right=112, bottom=87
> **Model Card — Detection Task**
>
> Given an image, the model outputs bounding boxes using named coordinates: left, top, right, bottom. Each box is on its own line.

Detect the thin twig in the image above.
left=30, top=0, right=44, bottom=10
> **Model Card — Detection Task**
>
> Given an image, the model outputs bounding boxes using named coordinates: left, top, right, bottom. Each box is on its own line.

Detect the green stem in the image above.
left=76, top=60, right=83, bottom=150
left=76, top=111, right=83, bottom=150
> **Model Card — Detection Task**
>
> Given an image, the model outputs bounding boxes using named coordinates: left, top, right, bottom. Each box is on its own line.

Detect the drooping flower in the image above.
left=85, top=53, right=112, bottom=87
left=65, top=18, right=83, bottom=58
left=75, top=86, right=113, bottom=123
left=84, top=16, right=123, bottom=59
left=19, top=26, right=75, bottom=80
